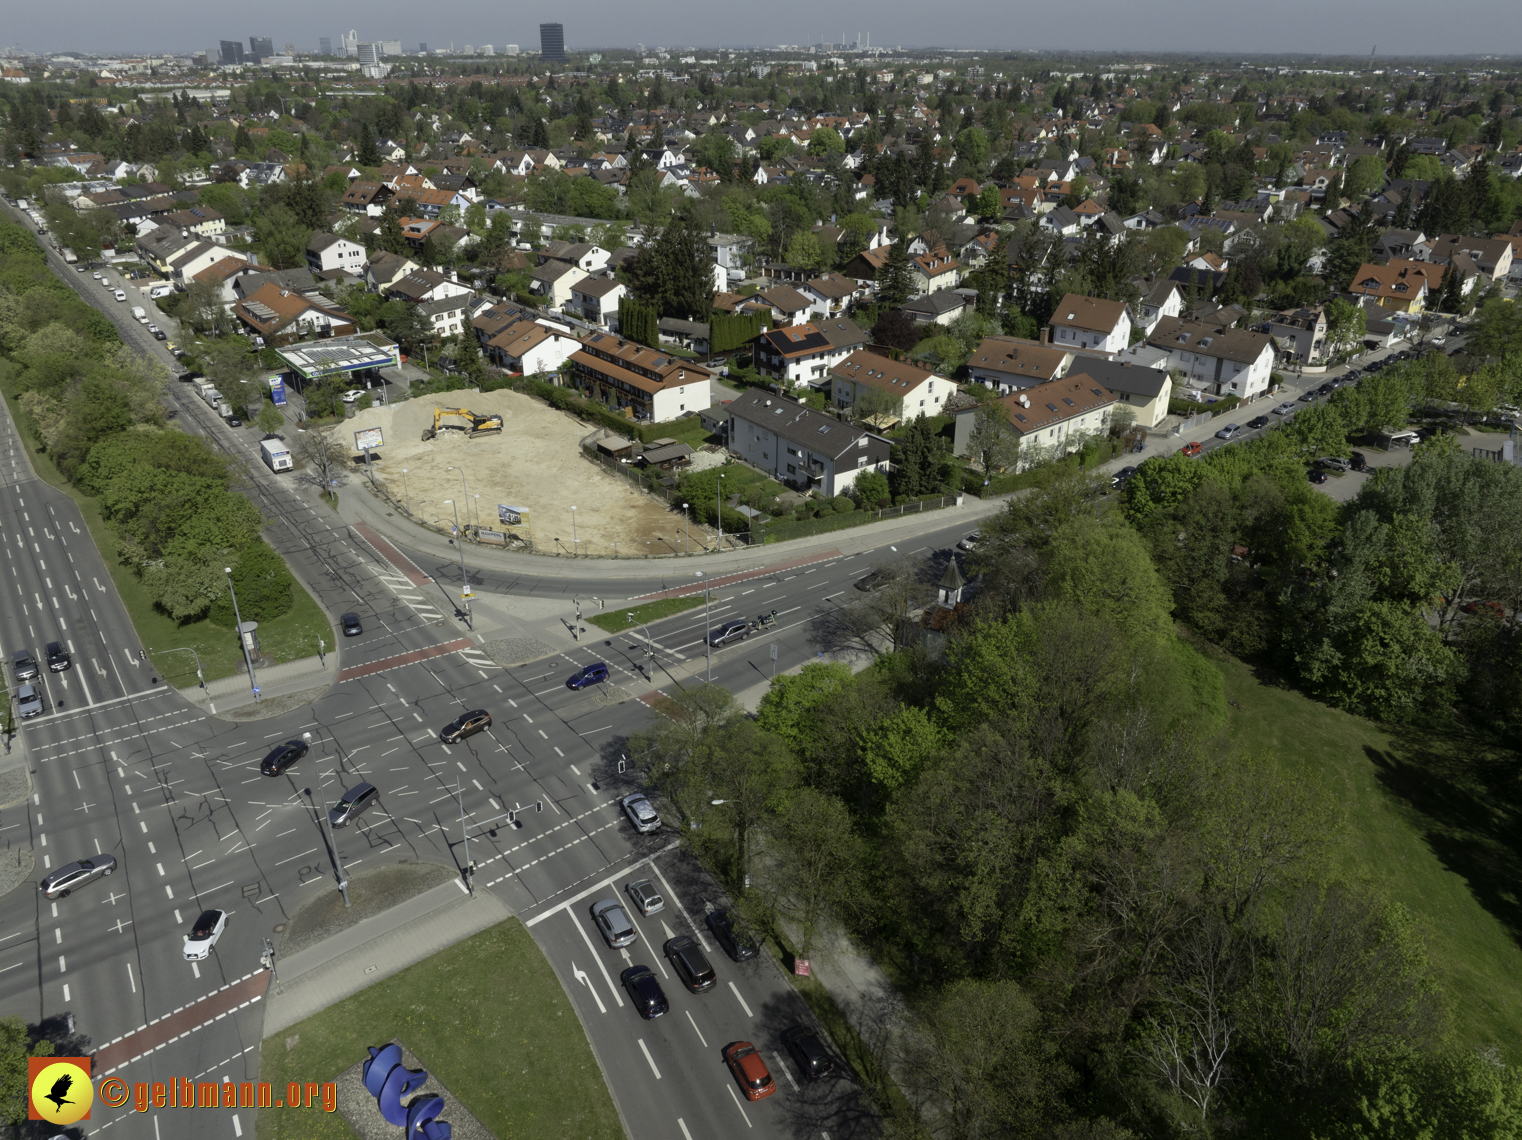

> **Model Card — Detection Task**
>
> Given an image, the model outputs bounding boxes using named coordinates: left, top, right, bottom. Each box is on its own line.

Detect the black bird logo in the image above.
left=43, top=1073, right=75, bottom=1114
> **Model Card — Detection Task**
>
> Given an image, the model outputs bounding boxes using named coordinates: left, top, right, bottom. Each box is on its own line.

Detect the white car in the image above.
left=183, top=909, right=227, bottom=960
left=1272, top=402, right=1298, bottom=416
left=341, top=389, right=366, bottom=403
left=622, top=793, right=661, bottom=834
left=92, top=271, right=102, bottom=280
left=957, top=531, right=982, bottom=552
left=1431, top=336, right=1447, bottom=345
left=113, top=289, right=126, bottom=301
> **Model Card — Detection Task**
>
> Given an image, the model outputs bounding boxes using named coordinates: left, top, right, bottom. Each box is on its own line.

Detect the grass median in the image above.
left=586, top=594, right=705, bottom=634
left=1214, top=650, right=1522, bottom=1054
left=256, top=920, right=622, bottom=1140
left=0, top=387, right=332, bottom=685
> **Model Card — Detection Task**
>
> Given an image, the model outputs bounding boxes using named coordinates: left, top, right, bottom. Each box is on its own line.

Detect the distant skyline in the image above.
left=6, top=0, right=1521, bottom=60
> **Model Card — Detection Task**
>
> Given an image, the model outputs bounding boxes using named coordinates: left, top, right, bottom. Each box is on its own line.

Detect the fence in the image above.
left=753, top=495, right=959, bottom=544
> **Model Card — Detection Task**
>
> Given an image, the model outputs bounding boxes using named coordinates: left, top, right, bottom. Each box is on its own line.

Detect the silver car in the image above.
left=626, top=878, right=665, bottom=916
left=622, top=793, right=661, bottom=834
left=591, top=899, right=638, bottom=948
left=16, top=683, right=42, bottom=718
left=40, top=855, right=117, bottom=900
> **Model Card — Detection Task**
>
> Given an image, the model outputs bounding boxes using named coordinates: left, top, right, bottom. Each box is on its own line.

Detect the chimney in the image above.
left=1040, top=327, right=1049, bottom=345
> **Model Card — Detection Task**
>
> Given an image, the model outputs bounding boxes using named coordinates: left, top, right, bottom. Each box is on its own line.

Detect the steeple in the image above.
left=937, top=556, right=966, bottom=609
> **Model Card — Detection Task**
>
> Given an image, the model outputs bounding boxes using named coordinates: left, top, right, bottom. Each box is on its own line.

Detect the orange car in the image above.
left=1178, top=441, right=1203, bottom=457
left=723, top=1041, right=776, bottom=1101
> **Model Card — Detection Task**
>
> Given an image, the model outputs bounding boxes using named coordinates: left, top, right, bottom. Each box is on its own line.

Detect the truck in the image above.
left=130, top=306, right=146, bottom=321
left=194, top=380, right=215, bottom=401
left=217, top=401, right=234, bottom=420
left=15, top=198, right=28, bottom=210
left=61, top=248, right=77, bottom=264
left=202, top=387, right=223, bottom=408
left=260, top=438, right=293, bottom=472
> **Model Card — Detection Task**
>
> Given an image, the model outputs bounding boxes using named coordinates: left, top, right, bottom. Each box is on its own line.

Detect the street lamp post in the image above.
left=696, top=571, right=713, bottom=681
left=716, top=474, right=725, bottom=552
left=570, top=505, right=578, bottom=556
left=681, top=502, right=690, bottom=553
left=628, top=613, right=654, bottom=674
left=448, top=466, right=470, bottom=531
left=400, top=468, right=411, bottom=514
left=443, top=500, right=472, bottom=629
left=306, top=732, right=349, bottom=907
left=223, top=567, right=259, bottom=702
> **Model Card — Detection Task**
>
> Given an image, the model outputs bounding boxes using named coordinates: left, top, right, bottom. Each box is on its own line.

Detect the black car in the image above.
left=46, top=641, right=70, bottom=672
left=441, top=709, right=491, bottom=743
left=706, top=908, right=759, bottom=962
left=620, top=965, right=669, bottom=1019
left=708, top=620, right=751, bottom=648
left=1349, top=451, right=1368, bottom=471
left=1247, top=415, right=1271, bottom=430
left=1110, top=465, right=1138, bottom=488
left=260, top=739, right=309, bottom=776
left=1308, top=468, right=1328, bottom=484
left=664, top=935, right=717, bottom=992
left=228, top=417, right=242, bottom=427
left=782, top=1025, right=837, bottom=1080
left=341, top=612, right=363, bottom=636
left=854, top=568, right=895, bottom=592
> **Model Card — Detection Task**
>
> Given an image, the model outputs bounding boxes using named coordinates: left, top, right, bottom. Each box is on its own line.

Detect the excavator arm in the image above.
left=421, top=407, right=504, bottom=440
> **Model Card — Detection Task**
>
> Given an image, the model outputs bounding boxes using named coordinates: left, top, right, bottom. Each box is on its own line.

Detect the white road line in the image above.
left=725, top=1084, right=753, bottom=1127
left=775, top=1052, right=800, bottom=1091
left=729, top=980, right=753, bottom=1018
left=565, top=912, right=624, bottom=1008
left=678, top=1119, right=694, bottom=1140
left=647, top=861, right=712, bottom=954
left=685, top=1010, right=708, bottom=1048
left=637, top=1039, right=662, bottom=1079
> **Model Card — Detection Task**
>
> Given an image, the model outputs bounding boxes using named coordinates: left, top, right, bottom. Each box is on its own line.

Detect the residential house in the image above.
left=191, top=256, right=258, bottom=308
left=411, top=296, right=467, bottom=340
left=802, top=273, right=860, bottom=320
left=1371, top=229, right=1429, bottom=262
left=341, top=181, right=395, bottom=217
left=1267, top=307, right=1329, bottom=366
left=910, top=251, right=962, bottom=293
left=232, top=267, right=322, bottom=305
left=754, top=320, right=866, bottom=388
left=529, top=260, right=583, bottom=309
left=540, top=241, right=611, bottom=274
left=756, top=285, right=814, bottom=326
left=725, top=389, right=891, bottom=496
left=385, top=268, right=473, bottom=305
left=1136, top=279, right=1185, bottom=335
left=1147, top=317, right=1277, bottom=399
left=1063, top=358, right=1172, bottom=429
left=901, top=291, right=973, bottom=326
left=1038, top=205, right=1082, bottom=236
left=657, top=319, right=711, bottom=355
left=952, top=375, right=1115, bottom=468
left=364, top=251, right=420, bottom=294
left=1049, top=294, right=1133, bottom=353
left=567, top=332, right=715, bottom=422
left=1349, top=259, right=1441, bottom=313
left=567, top=275, right=626, bottom=328
left=162, top=207, right=225, bottom=237
left=306, top=231, right=367, bottom=276
left=840, top=244, right=891, bottom=289
left=485, top=318, right=582, bottom=374
left=166, top=240, right=252, bottom=288
left=233, top=282, right=355, bottom=346
left=830, top=352, right=952, bottom=423
left=1428, top=234, right=1514, bottom=287
left=707, top=230, right=753, bottom=270
left=965, top=336, right=1072, bottom=392
left=135, top=224, right=197, bottom=273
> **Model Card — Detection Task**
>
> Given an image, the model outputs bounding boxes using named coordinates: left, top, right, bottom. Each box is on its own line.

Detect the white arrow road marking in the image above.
left=571, top=963, right=605, bottom=1014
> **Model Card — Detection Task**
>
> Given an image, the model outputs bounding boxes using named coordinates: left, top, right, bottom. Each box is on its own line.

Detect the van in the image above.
left=328, top=783, right=379, bottom=828
left=130, top=306, right=146, bottom=321
left=1387, top=430, right=1418, bottom=448
left=146, top=283, right=173, bottom=299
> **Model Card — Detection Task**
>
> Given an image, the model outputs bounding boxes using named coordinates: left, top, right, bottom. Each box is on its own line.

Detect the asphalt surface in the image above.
left=0, top=206, right=907, bottom=1138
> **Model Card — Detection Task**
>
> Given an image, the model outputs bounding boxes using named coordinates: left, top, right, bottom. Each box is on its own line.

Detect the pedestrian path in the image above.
left=177, top=654, right=331, bottom=714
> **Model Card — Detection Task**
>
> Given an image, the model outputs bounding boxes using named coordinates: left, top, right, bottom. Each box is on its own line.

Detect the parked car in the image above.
left=708, top=620, right=751, bottom=647
left=441, top=709, right=492, bottom=743
left=260, top=739, right=309, bottom=776
left=328, top=782, right=380, bottom=829
left=1299, top=389, right=1319, bottom=402
left=1349, top=451, right=1368, bottom=471
left=1178, top=441, right=1203, bottom=458
left=1462, top=600, right=1506, bottom=618
left=151, top=328, right=166, bottom=340
left=1318, top=456, right=1352, bottom=471
left=782, top=1025, right=837, bottom=1080
left=621, top=793, right=661, bottom=834
left=1247, top=415, right=1272, bottom=430
left=1111, top=465, right=1138, bottom=488
left=39, top=855, right=117, bottom=900
left=1214, top=424, right=1241, bottom=440
left=342, top=389, right=367, bottom=403
left=46, top=642, right=70, bottom=672
left=625, top=878, right=665, bottom=916
left=566, top=662, right=609, bottom=689
left=341, top=612, right=363, bottom=636
left=1273, top=402, right=1298, bottom=416
left=16, top=684, right=42, bottom=719
left=591, top=899, right=637, bottom=948
left=1308, top=468, right=1328, bottom=484
left=621, top=965, right=669, bottom=1019
left=724, top=1042, right=776, bottom=1101
left=1431, top=335, right=1447, bottom=345
left=665, top=935, right=718, bottom=992
left=707, top=908, right=759, bottom=962
left=182, top=909, right=227, bottom=961
left=113, top=289, right=126, bottom=301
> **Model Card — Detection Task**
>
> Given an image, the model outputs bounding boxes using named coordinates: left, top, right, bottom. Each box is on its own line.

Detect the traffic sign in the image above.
left=252, top=686, right=261, bottom=696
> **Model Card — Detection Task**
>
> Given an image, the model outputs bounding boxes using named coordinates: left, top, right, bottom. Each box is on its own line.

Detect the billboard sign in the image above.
left=354, top=427, right=384, bottom=451
left=497, top=504, right=528, bottom=526
left=267, top=374, right=287, bottom=407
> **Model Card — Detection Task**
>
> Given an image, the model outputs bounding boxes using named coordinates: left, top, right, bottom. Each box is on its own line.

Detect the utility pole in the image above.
left=458, top=775, right=474, bottom=894
left=696, top=571, right=713, bottom=681
left=307, top=733, right=349, bottom=907
left=224, top=567, right=259, bottom=702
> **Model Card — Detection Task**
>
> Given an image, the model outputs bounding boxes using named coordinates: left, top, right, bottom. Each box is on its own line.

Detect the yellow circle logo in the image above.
left=30, top=1059, right=94, bottom=1125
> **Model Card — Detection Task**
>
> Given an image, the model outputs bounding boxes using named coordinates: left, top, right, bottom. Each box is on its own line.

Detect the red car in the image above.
left=1462, top=600, right=1506, bottom=618
left=1178, top=441, right=1203, bottom=458
left=723, top=1041, right=776, bottom=1101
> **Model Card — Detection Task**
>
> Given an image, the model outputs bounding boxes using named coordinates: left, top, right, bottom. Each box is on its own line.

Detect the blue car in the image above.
left=567, top=662, right=610, bottom=689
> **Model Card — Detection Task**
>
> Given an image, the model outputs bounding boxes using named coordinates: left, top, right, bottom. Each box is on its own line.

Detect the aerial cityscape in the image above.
left=1, top=26, right=1521, bottom=1140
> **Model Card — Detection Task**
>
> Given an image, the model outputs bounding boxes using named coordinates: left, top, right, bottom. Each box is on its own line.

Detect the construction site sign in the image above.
left=477, top=529, right=507, bottom=546
left=497, top=504, right=528, bottom=527
left=354, top=427, right=384, bottom=451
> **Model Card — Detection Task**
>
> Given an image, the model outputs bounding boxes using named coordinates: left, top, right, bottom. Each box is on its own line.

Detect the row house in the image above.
left=567, top=333, right=715, bottom=423
left=1147, top=317, right=1277, bottom=399
left=829, top=352, right=952, bottom=423
left=484, top=318, right=582, bottom=375
left=952, top=375, right=1115, bottom=469
left=233, top=283, right=355, bottom=346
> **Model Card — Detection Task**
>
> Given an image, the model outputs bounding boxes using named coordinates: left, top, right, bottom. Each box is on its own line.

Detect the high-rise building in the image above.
left=481, top=44, right=494, bottom=56
left=319, top=37, right=332, bottom=55
left=539, top=23, right=565, bottom=62
left=341, top=30, right=358, bottom=57
left=249, top=36, right=274, bottom=61
left=378, top=40, right=401, bottom=56
left=504, top=44, right=519, bottom=55
left=356, top=43, right=381, bottom=66
left=219, top=40, right=245, bottom=65
left=418, top=42, right=428, bottom=53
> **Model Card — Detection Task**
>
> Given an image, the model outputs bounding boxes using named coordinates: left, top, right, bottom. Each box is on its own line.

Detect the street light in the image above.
left=443, top=499, right=473, bottom=629
left=306, top=731, right=349, bottom=908
left=570, top=505, right=578, bottom=556
left=681, top=502, right=690, bottom=553
left=400, top=468, right=411, bottom=514
left=696, top=571, right=713, bottom=681
left=716, top=473, right=725, bottom=552
left=448, top=465, right=470, bottom=530
left=628, top=613, right=654, bottom=671
left=223, top=567, right=259, bottom=702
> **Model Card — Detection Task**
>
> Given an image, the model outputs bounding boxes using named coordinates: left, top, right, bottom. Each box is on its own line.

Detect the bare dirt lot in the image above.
left=334, top=389, right=703, bottom=556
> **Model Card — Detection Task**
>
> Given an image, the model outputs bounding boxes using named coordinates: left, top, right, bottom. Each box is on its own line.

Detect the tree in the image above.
left=876, top=238, right=914, bottom=308
left=966, top=401, right=1020, bottom=474
left=889, top=414, right=948, bottom=498
left=783, top=229, right=826, bottom=271
left=621, top=216, right=715, bottom=321
left=872, top=307, right=920, bottom=353
left=1323, top=296, right=1367, bottom=360
left=254, top=203, right=310, bottom=270
left=1469, top=296, right=1522, bottom=361
left=700, top=716, right=796, bottom=887
left=851, top=468, right=891, bottom=509
left=356, top=121, right=380, bottom=166
left=1045, top=514, right=1176, bottom=647
left=453, top=329, right=484, bottom=385
left=764, top=788, right=863, bottom=957
left=806, top=126, right=845, bottom=156
left=255, top=401, right=284, bottom=435
left=0, top=1014, right=54, bottom=1126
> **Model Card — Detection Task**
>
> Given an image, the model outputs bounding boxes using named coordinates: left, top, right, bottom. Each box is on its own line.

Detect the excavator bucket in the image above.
left=421, top=426, right=436, bottom=441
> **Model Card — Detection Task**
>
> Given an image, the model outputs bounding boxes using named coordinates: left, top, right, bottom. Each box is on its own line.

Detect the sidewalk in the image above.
left=177, top=653, right=333, bottom=715
left=261, top=878, right=514, bottom=1038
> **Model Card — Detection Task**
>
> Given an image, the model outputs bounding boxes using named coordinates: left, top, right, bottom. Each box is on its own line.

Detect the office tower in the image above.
left=481, top=44, right=494, bottom=55
left=341, top=30, right=358, bottom=57
left=418, top=42, right=428, bottom=53
left=539, top=23, right=565, bottom=62
left=249, top=36, right=274, bottom=61
left=356, top=43, right=380, bottom=66
left=378, top=40, right=401, bottom=56
left=319, top=37, right=332, bottom=55
left=504, top=44, right=519, bottom=55
left=219, top=40, right=245, bottom=64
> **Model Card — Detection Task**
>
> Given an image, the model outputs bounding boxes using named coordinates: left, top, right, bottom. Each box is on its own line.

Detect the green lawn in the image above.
left=256, top=921, right=622, bottom=1140
left=586, top=594, right=705, bottom=634
left=1, top=389, right=332, bottom=685
left=652, top=416, right=720, bottom=449
left=1214, top=651, right=1522, bottom=1056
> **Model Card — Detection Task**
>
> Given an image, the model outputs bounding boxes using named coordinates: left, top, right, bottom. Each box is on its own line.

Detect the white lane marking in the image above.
left=566, top=912, right=624, bottom=1007
left=685, top=1010, right=708, bottom=1048
left=775, top=1052, right=800, bottom=1091
left=638, top=1038, right=662, bottom=1079
left=725, top=1084, right=753, bottom=1127
left=729, top=980, right=753, bottom=1018
left=569, top=963, right=606, bottom=1014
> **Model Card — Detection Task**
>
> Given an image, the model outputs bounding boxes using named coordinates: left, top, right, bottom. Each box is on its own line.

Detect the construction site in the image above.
left=334, top=388, right=710, bottom=557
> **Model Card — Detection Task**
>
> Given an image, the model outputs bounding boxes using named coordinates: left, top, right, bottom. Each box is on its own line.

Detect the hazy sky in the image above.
left=11, top=0, right=1522, bottom=60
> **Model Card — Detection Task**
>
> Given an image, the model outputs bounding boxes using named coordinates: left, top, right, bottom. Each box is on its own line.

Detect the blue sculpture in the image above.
left=362, top=1045, right=453, bottom=1138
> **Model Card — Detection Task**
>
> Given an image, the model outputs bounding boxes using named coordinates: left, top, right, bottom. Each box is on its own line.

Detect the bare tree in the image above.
left=291, top=426, right=350, bottom=492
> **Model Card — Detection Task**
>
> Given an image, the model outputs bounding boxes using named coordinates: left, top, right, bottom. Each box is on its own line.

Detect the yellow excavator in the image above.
left=421, top=406, right=504, bottom=441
